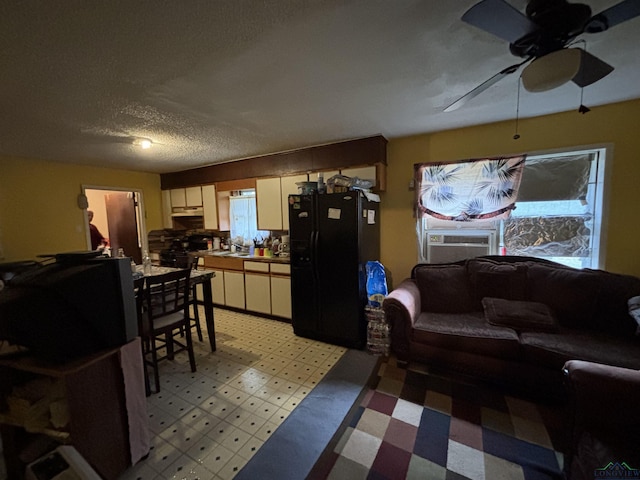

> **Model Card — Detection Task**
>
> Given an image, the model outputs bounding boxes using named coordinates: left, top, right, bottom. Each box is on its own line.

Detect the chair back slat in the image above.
left=144, top=269, right=191, bottom=320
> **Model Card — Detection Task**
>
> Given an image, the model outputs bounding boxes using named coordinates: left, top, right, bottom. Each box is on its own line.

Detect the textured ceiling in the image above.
left=1, top=0, right=639, bottom=173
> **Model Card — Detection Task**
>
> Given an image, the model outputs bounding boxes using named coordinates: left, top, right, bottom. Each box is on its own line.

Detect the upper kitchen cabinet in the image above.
left=170, top=186, right=203, bottom=208
left=341, top=166, right=377, bottom=187
left=202, top=184, right=218, bottom=230
left=256, top=177, right=282, bottom=231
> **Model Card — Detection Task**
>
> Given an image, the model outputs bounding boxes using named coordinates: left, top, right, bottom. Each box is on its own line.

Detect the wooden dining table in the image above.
left=134, top=265, right=216, bottom=351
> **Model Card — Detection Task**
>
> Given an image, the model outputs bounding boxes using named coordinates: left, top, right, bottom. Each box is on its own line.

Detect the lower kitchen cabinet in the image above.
left=270, top=275, right=291, bottom=319
left=224, top=271, right=245, bottom=309
left=245, top=273, right=271, bottom=315
left=195, top=268, right=223, bottom=306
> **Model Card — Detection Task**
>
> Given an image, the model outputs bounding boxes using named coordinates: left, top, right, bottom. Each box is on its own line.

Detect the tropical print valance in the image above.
left=415, top=155, right=527, bottom=222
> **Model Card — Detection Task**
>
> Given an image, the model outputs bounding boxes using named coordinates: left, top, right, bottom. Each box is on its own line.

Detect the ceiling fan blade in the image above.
left=571, top=49, right=614, bottom=87
left=462, top=0, right=539, bottom=43
left=585, top=0, right=640, bottom=33
left=444, top=61, right=528, bottom=112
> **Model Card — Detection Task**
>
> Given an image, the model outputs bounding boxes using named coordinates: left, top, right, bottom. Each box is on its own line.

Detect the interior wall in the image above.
left=0, top=156, right=162, bottom=261
left=380, top=99, right=640, bottom=286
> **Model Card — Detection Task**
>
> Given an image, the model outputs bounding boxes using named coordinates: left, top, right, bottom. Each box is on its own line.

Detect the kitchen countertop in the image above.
left=195, top=250, right=290, bottom=264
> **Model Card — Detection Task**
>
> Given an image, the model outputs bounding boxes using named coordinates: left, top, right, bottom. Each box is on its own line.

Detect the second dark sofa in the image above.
left=383, top=256, right=640, bottom=399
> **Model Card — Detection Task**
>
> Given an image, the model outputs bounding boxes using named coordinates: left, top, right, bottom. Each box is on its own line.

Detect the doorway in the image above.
left=83, top=187, right=147, bottom=264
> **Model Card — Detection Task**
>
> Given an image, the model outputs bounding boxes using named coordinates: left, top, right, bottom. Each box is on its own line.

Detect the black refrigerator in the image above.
left=289, top=192, right=380, bottom=348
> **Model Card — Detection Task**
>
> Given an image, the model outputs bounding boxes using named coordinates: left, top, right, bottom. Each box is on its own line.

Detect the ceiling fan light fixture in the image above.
left=521, top=48, right=581, bottom=92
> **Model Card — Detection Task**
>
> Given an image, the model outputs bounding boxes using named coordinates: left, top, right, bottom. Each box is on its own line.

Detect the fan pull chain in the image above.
left=513, top=77, right=521, bottom=140
left=576, top=39, right=591, bottom=114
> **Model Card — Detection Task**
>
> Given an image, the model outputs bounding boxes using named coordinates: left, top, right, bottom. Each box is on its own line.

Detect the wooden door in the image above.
left=105, top=192, right=141, bottom=264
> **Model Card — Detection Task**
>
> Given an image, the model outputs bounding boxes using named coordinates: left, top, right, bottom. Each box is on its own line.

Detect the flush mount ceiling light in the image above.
left=133, top=138, right=153, bottom=149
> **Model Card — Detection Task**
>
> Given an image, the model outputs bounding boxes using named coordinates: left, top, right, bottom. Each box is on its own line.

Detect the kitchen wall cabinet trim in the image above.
left=161, top=135, right=387, bottom=189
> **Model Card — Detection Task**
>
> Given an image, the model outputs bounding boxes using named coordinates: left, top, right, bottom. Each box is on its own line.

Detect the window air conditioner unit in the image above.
left=425, top=230, right=497, bottom=264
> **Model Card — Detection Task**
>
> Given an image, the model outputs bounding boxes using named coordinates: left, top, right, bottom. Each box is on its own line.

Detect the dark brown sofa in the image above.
left=563, top=360, right=640, bottom=479
left=383, top=256, right=640, bottom=399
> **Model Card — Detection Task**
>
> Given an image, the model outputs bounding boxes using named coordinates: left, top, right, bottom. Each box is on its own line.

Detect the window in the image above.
left=502, top=148, right=606, bottom=268
left=229, top=190, right=269, bottom=245
left=417, top=147, right=607, bottom=269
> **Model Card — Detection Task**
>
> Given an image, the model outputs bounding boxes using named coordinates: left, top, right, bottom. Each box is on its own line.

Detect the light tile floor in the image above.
left=0, top=308, right=346, bottom=480
left=119, top=308, right=347, bottom=480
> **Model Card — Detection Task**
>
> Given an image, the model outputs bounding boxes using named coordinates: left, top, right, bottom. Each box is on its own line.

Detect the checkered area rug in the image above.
left=310, top=357, right=570, bottom=480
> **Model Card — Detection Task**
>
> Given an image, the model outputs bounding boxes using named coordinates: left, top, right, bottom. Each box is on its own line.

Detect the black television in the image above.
left=0, top=253, right=138, bottom=362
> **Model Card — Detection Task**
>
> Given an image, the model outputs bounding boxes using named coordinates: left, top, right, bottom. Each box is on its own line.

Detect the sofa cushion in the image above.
left=414, top=264, right=475, bottom=313
left=520, top=330, right=640, bottom=371
left=413, top=311, right=521, bottom=359
left=527, top=263, right=601, bottom=329
left=467, top=258, right=528, bottom=307
left=482, top=297, right=558, bottom=332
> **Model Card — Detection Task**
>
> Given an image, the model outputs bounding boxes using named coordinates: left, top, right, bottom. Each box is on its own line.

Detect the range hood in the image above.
left=171, top=207, right=204, bottom=217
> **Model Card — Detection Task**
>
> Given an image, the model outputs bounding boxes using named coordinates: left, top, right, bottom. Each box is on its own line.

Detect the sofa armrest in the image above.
left=563, top=360, right=640, bottom=440
left=383, top=279, right=421, bottom=364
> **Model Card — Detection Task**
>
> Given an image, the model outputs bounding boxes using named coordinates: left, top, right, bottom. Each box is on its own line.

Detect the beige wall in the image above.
left=380, top=99, right=640, bottom=286
left=0, top=156, right=162, bottom=261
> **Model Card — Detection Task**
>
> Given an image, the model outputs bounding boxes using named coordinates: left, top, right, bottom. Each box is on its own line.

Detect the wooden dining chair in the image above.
left=139, top=268, right=196, bottom=393
left=133, top=275, right=152, bottom=396
left=187, top=256, right=204, bottom=342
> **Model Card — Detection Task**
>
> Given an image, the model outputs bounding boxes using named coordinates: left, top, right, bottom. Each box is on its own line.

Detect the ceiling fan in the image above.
left=444, top=0, right=640, bottom=112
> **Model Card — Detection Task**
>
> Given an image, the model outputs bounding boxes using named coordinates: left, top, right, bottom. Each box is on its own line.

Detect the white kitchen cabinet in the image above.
left=210, top=269, right=225, bottom=306
left=185, top=186, right=203, bottom=206
left=161, top=190, right=173, bottom=229
left=245, top=273, right=271, bottom=315
left=202, top=184, right=218, bottom=230
left=270, top=275, right=291, bottom=319
left=256, top=177, right=283, bottom=230
left=170, top=187, right=203, bottom=208
left=224, top=271, right=245, bottom=309
left=170, top=188, right=187, bottom=208
left=280, top=174, right=307, bottom=230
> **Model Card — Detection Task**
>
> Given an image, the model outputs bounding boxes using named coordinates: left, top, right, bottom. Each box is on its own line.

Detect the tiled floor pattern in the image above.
left=313, top=357, right=570, bottom=480
left=119, top=308, right=347, bottom=480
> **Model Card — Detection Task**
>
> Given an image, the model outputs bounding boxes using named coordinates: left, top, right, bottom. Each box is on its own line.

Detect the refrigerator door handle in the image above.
left=312, top=230, right=320, bottom=280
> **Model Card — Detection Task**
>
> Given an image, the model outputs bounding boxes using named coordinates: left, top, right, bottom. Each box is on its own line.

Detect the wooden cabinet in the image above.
left=202, top=184, right=218, bottom=230
left=0, top=340, right=148, bottom=480
left=256, top=177, right=283, bottom=231
left=223, top=271, right=245, bottom=309
left=210, top=269, right=225, bottom=305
